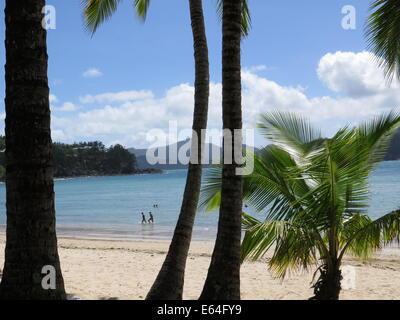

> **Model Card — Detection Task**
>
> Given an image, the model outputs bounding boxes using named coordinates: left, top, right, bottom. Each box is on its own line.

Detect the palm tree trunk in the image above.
left=199, top=0, right=243, bottom=300
left=0, top=0, right=66, bottom=299
left=146, top=0, right=209, bottom=300
left=310, top=263, right=342, bottom=300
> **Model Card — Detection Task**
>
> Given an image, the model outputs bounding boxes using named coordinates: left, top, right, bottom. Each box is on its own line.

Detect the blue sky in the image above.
left=0, top=0, right=396, bottom=148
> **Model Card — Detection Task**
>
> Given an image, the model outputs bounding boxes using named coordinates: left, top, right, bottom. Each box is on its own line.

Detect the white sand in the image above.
left=1, top=235, right=400, bottom=300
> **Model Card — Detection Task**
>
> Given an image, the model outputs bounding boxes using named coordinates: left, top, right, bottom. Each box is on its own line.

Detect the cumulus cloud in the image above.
left=244, top=65, right=268, bottom=73
left=54, top=102, right=78, bottom=112
left=50, top=98, right=79, bottom=112
left=82, top=68, right=103, bottom=78
left=50, top=51, right=400, bottom=148
left=79, top=90, right=154, bottom=104
left=49, top=94, right=58, bottom=103
left=317, top=51, right=397, bottom=97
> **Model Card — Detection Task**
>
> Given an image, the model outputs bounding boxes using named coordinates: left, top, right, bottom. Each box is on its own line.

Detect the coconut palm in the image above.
left=366, top=0, right=400, bottom=82
left=201, top=110, right=400, bottom=300
left=83, top=0, right=250, bottom=300
left=199, top=0, right=244, bottom=300
left=0, top=0, right=66, bottom=299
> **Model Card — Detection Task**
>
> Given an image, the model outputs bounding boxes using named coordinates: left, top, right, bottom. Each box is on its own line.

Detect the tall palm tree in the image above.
left=201, top=111, right=400, bottom=300
left=145, top=0, right=210, bottom=300
left=199, top=0, right=244, bottom=300
left=0, top=0, right=66, bottom=299
left=83, top=0, right=250, bottom=300
left=366, top=0, right=400, bottom=82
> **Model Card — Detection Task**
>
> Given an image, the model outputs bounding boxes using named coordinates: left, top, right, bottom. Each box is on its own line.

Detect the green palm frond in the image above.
left=216, top=0, right=252, bottom=37
left=340, top=210, right=400, bottom=261
left=82, top=0, right=151, bottom=34
left=366, top=0, right=400, bottom=82
left=199, top=165, right=222, bottom=212
left=83, top=0, right=122, bottom=34
left=258, top=111, right=322, bottom=161
left=356, top=111, right=400, bottom=166
left=134, top=0, right=151, bottom=20
left=241, top=213, right=326, bottom=278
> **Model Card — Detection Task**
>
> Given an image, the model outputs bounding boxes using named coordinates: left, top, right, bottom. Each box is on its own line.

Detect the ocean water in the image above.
left=0, top=161, right=399, bottom=240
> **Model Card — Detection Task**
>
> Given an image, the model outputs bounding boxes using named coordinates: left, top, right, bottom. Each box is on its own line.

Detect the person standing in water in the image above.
left=148, top=212, right=154, bottom=223
left=141, top=212, right=147, bottom=224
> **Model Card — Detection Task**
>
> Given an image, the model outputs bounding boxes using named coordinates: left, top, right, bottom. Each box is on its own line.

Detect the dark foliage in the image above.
left=0, top=136, right=137, bottom=178
left=53, top=141, right=137, bottom=177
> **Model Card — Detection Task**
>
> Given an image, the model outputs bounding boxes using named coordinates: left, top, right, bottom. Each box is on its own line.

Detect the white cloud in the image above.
left=82, top=68, right=103, bottom=78
left=51, top=129, right=68, bottom=141
left=55, top=102, right=78, bottom=112
left=245, top=65, right=268, bottom=73
left=79, top=90, right=154, bottom=104
left=50, top=99, right=79, bottom=112
left=50, top=51, right=400, bottom=148
left=49, top=94, right=58, bottom=103
left=317, top=51, right=397, bottom=97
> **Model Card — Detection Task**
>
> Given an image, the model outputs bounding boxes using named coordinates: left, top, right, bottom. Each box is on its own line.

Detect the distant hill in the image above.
left=130, top=131, right=400, bottom=170
left=385, top=129, right=400, bottom=161
left=128, top=138, right=258, bottom=170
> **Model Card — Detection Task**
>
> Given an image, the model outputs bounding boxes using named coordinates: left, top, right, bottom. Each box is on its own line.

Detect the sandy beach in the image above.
left=0, top=234, right=399, bottom=300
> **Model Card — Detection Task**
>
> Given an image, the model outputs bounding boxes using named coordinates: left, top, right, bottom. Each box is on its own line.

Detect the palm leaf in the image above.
left=356, top=111, right=400, bottom=167
left=134, top=0, right=151, bottom=20
left=241, top=213, right=325, bottom=278
left=366, top=0, right=400, bottom=82
left=258, top=111, right=322, bottom=162
left=83, top=0, right=122, bottom=34
left=340, top=209, right=400, bottom=260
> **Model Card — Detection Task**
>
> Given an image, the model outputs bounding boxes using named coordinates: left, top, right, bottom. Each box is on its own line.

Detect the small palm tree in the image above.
left=201, top=111, right=400, bottom=300
left=366, top=0, right=400, bottom=81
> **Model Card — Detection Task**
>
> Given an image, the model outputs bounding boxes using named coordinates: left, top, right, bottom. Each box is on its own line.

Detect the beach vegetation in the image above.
left=201, top=110, right=400, bottom=300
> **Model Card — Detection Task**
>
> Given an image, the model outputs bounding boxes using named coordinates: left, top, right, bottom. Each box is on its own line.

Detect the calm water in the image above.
left=0, top=161, right=399, bottom=240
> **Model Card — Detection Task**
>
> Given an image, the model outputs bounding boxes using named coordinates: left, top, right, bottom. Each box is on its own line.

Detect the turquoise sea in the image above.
left=0, top=161, right=400, bottom=240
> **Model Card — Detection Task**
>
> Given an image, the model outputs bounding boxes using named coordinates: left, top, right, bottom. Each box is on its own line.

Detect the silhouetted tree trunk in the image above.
left=310, top=263, right=342, bottom=300
left=146, top=0, right=209, bottom=300
left=0, top=0, right=66, bottom=300
left=199, top=0, right=243, bottom=300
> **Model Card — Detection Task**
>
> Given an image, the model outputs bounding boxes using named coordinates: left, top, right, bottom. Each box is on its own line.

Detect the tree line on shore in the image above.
left=0, top=137, right=152, bottom=179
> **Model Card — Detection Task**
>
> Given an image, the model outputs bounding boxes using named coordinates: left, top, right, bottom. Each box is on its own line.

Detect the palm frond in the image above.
left=258, top=111, right=322, bottom=162
left=242, top=213, right=325, bottom=278
left=366, top=0, right=400, bottom=82
left=134, top=0, right=151, bottom=20
left=83, top=0, right=122, bottom=34
left=199, top=165, right=222, bottom=212
left=340, top=209, right=400, bottom=260
left=356, top=110, right=400, bottom=167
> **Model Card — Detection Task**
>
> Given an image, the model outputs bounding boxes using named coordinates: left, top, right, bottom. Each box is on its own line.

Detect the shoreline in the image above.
left=0, top=224, right=218, bottom=242
left=53, top=169, right=165, bottom=180
left=0, top=169, right=166, bottom=183
left=1, top=234, right=400, bottom=299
